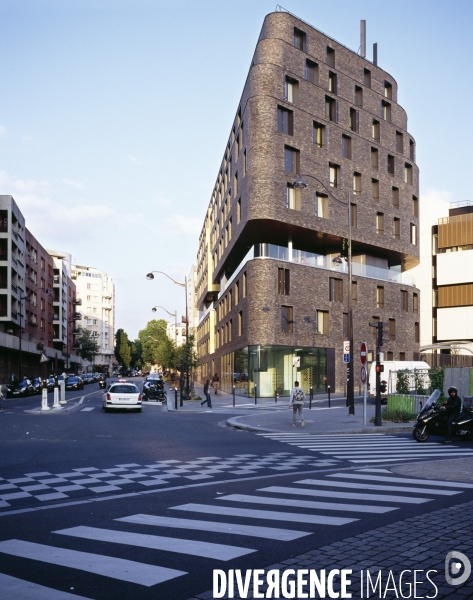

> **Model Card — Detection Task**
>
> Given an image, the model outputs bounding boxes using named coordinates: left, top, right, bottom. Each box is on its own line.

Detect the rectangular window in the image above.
left=349, top=108, right=359, bottom=133
left=354, top=85, right=363, bottom=107
left=313, top=121, right=326, bottom=148
left=235, top=281, right=239, bottom=305
left=393, top=217, right=400, bottom=239
left=412, top=195, right=418, bottom=218
left=351, top=203, right=357, bottom=227
left=372, top=120, right=380, bottom=142
left=396, top=131, right=403, bottom=153
left=243, top=150, right=247, bottom=176
left=342, top=135, right=352, bottom=159
left=376, top=286, right=385, bottom=308
left=285, top=77, right=299, bottom=104
left=278, top=268, right=290, bottom=295
left=399, top=352, right=406, bottom=361
left=316, top=310, right=329, bottom=334
left=413, top=293, right=419, bottom=314
left=387, top=154, right=395, bottom=176
left=392, top=187, right=399, bottom=208
left=326, top=47, right=335, bottom=67
left=305, top=59, right=318, bottom=84
left=237, top=198, right=241, bottom=223
left=238, top=311, right=243, bottom=336
left=329, top=163, right=340, bottom=188
left=293, top=27, right=307, bottom=51
left=325, top=96, right=337, bottom=122
left=376, top=212, right=385, bottom=235
left=277, top=106, right=294, bottom=135
left=371, top=147, right=379, bottom=169
left=286, top=184, right=301, bottom=211
left=410, top=223, right=417, bottom=245
left=315, top=193, right=329, bottom=218
left=364, top=68, right=371, bottom=88
left=401, top=290, right=408, bottom=311
left=353, top=172, right=361, bottom=196
left=233, top=173, right=238, bottom=197
left=404, top=163, right=413, bottom=184
left=352, top=281, right=358, bottom=305
left=281, top=305, right=293, bottom=333
left=329, top=277, right=343, bottom=302
left=389, top=318, right=396, bottom=341
left=381, top=100, right=391, bottom=122
left=410, top=139, right=415, bottom=161
left=387, top=351, right=394, bottom=361
left=328, top=71, right=337, bottom=94
left=242, top=272, right=247, bottom=297
left=371, top=179, right=379, bottom=201
left=384, top=81, right=393, bottom=99
left=284, top=146, right=300, bottom=173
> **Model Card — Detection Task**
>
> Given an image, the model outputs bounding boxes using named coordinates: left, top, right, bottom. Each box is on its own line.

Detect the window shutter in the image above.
left=355, top=110, right=359, bottom=133
left=277, top=109, right=283, bottom=132
left=314, top=193, right=318, bottom=216
left=335, top=101, right=339, bottom=123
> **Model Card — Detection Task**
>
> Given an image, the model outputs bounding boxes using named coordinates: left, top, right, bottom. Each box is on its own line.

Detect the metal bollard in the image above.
left=254, top=384, right=257, bottom=405
left=310, top=386, right=313, bottom=409
left=174, top=388, right=178, bottom=410
left=233, top=386, right=235, bottom=407
left=328, top=385, right=331, bottom=408
left=59, top=381, right=66, bottom=405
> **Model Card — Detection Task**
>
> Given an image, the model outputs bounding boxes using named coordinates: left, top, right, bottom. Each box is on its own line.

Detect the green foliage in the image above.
left=414, top=368, right=428, bottom=395
left=176, top=333, right=199, bottom=373
left=370, top=408, right=417, bottom=423
left=396, top=369, right=410, bottom=395
left=129, top=339, right=143, bottom=369
left=138, top=320, right=176, bottom=369
left=115, top=329, right=131, bottom=369
left=77, top=329, right=100, bottom=362
left=429, top=367, right=446, bottom=401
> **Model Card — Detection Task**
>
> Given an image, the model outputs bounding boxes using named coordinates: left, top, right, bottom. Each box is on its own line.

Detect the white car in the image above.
left=102, top=381, right=142, bottom=412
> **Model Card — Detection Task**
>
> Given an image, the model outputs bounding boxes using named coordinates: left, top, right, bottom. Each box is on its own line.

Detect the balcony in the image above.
left=11, top=309, right=18, bottom=320
left=73, top=312, right=82, bottom=320
left=74, top=298, right=82, bottom=306
left=53, top=313, right=60, bottom=321
left=53, top=276, right=60, bottom=284
left=72, top=328, right=81, bottom=335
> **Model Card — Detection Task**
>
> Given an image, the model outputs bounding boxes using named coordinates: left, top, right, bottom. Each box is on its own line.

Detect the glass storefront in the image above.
left=220, top=345, right=327, bottom=397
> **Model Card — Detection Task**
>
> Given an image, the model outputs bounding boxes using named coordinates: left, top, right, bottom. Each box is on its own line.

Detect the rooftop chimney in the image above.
left=360, top=20, right=366, bottom=58
left=373, top=42, right=378, bottom=66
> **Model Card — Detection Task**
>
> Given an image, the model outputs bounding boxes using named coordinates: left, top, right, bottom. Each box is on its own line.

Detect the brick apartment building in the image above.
left=195, top=11, right=420, bottom=396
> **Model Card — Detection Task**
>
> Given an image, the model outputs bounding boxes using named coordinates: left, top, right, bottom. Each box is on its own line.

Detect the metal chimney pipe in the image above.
left=373, top=42, right=378, bottom=66
left=360, top=20, right=366, bottom=58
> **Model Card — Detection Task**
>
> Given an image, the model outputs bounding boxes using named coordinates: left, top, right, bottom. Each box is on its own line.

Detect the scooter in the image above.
left=99, top=379, right=107, bottom=390
left=413, top=389, right=473, bottom=442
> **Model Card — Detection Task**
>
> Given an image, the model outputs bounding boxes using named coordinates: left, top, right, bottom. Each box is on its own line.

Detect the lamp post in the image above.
left=18, top=287, right=52, bottom=381
left=146, top=271, right=189, bottom=394
left=151, top=305, right=178, bottom=346
left=292, top=174, right=355, bottom=415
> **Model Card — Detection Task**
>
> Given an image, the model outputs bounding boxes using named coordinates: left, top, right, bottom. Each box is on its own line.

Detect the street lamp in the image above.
left=151, top=306, right=178, bottom=346
left=292, top=174, right=355, bottom=416
left=18, top=286, right=52, bottom=381
left=146, top=271, right=189, bottom=394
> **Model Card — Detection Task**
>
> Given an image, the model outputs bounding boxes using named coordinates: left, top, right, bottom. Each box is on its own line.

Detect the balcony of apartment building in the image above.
left=0, top=239, right=7, bottom=262
left=0, top=210, right=8, bottom=234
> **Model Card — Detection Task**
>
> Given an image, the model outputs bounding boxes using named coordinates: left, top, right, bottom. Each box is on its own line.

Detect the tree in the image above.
left=77, top=329, right=100, bottom=363
left=138, top=319, right=168, bottom=365
left=115, top=329, right=131, bottom=369
left=176, top=332, right=199, bottom=392
left=130, top=339, right=143, bottom=369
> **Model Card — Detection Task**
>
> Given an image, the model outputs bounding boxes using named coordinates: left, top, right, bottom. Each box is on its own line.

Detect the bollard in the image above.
left=52, top=385, right=61, bottom=409
left=233, top=386, right=235, bottom=407
left=174, top=387, right=178, bottom=410
left=254, top=384, right=257, bottom=405
left=310, top=386, right=313, bottom=409
left=59, top=381, right=66, bottom=405
left=41, top=382, right=50, bottom=411
left=328, top=385, right=331, bottom=408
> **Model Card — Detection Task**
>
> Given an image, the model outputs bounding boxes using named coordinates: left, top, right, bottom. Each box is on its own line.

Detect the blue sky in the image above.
left=0, top=0, right=471, bottom=338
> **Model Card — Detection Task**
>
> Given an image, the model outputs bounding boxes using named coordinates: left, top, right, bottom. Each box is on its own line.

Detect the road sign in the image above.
left=293, top=357, right=300, bottom=368
left=360, top=342, right=367, bottom=365
left=343, top=340, right=350, bottom=353
left=361, top=365, right=367, bottom=383
left=343, top=353, right=350, bottom=363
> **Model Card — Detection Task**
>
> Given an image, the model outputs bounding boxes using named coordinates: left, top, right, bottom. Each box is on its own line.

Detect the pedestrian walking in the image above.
left=288, top=381, right=306, bottom=427
left=212, top=373, right=220, bottom=395
left=201, top=380, right=212, bottom=408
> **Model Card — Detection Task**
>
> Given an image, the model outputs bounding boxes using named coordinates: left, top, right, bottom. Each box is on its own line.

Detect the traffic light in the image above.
left=380, top=380, right=387, bottom=393
left=369, top=321, right=390, bottom=348
left=341, top=237, right=349, bottom=258
left=375, top=362, right=384, bottom=373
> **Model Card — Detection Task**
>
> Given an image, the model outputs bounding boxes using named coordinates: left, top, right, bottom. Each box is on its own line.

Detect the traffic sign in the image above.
left=361, top=366, right=367, bottom=383
left=343, top=340, right=350, bottom=353
left=343, top=353, right=350, bottom=363
left=360, top=342, right=367, bottom=365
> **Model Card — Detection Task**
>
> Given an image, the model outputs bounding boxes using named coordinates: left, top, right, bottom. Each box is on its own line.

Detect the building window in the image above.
left=316, top=310, right=329, bottom=334
left=387, top=154, right=395, bottom=176
left=352, top=281, right=358, bottom=305
left=286, top=184, right=301, bottom=210
left=353, top=173, right=361, bottom=196
left=329, top=278, right=343, bottom=302
left=392, top=187, right=399, bottom=208
left=342, top=135, right=352, bottom=159
left=313, top=121, right=326, bottom=148
left=277, top=106, right=294, bottom=135
left=381, top=100, right=391, bottom=122
left=237, top=198, right=241, bottom=223
left=405, top=163, right=413, bottom=184
left=372, top=119, right=380, bottom=142
left=384, top=81, right=393, bottom=99
left=413, top=293, right=419, bottom=313
left=387, top=351, right=394, bottom=361
left=371, top=316, right=380, bottom=340
left=233, top=173, right=238, bottom=196
left=305, top=59, right=318, bottom=84
left=284, top=146, right=300, bottom=173
left=399, top=352, right=406, bottom=361
left=328, top=71, right=337, bottom=94
left=243, top=149, right=247, bottom=176
left=326, top=47, right=335, bottom=67
left=281, top=305, right=293, bottom=333
left=410, top=139, right=415, bottom=161
left=401, top=290, right=408, bottom=311
left=325, top=96, right=337, bottom=122
left=351, top=203, right=357, bottom=227
left=376, top=212, right=384, bottom=235
left=393, top=218, right=400, bottom=239
left=235, top=281, right=239, bottom=305
left=349, top=108, right=359, bottom=133
left=294, top=27, right=307, bottom=51
left=315, top=193, right=329, bottom=218
left=238, top=311, right=243, bottom=336
left=363, top=68, right=371, bottom=88
left=410, top=223, right=417, bottom=245
left=371, top=147, right=379, bottom=169
left=371, top=179, right=379, bottom=202
left=278, top=268, right=290, bottom=295
left=414, top=321, right=419, bottom=342
left=285, top=77, right=299, bottom=104
left=376, top=286, right=384, bottom=308
left=412, top=195, right=418, bottom=218
left=329, top=163, right=340, bottom=188
left=354, top=85, right=363, bottom=107
left=396, top=131, right=403, bottom=153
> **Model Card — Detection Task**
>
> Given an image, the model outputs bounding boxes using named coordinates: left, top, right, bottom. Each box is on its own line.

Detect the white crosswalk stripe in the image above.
left=257, top=485, right=430, bottom=504
left=0, top=572, right=93, bottom=599
left=295, top=478, right=461, bottom=495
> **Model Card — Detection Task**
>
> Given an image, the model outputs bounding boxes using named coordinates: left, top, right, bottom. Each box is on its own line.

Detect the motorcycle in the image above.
left=413, top=389, right=473, bottom=442
left=142, top=380, right=166, bottom=402
left=99, top=379, right=107, bottom=390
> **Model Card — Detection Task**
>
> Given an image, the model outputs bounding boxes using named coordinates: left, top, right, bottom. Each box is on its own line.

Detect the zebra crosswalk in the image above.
left=257, top=432, right=473, bottom=463
left=0, top=469, right=472, bottom=597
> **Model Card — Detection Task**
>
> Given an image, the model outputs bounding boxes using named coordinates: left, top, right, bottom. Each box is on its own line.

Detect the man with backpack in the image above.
left=289, top=381, right=306, bottom=427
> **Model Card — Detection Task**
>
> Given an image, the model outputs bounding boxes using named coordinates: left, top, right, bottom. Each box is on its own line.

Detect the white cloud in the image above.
left=166, top=215, right=201, bottom=236
left=0, top=125, right=6, bottom=137
left=63, top=178, right=87, bottom=190
left=127, top=154, right=142, bottom=165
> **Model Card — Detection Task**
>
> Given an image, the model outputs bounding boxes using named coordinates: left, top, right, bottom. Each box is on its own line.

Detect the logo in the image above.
left=445, top=551, right=471, bottom=586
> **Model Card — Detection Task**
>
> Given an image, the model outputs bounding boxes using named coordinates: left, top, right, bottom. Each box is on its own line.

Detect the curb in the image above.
left=24, top=402, right=82, bottom=415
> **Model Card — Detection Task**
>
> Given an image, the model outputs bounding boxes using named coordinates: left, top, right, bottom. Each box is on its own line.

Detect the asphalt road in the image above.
left=1, top=379, right=472, bottom=599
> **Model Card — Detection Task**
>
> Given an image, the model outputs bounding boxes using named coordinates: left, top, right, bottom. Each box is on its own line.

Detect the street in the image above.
left=1, top=381, right=473, bottom=599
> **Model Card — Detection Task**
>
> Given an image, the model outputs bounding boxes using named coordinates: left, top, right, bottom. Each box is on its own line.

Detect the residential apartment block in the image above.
left=195, top=11, right=420, bottom=396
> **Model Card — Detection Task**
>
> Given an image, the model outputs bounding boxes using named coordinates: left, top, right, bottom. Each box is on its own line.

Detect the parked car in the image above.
left=6, top=379, right=35, bottom=398
left=85, top=374, right=95, bottom=384
left=66, top=376, right=85, bottom=391
left=102, top=382, right=142, bottom=412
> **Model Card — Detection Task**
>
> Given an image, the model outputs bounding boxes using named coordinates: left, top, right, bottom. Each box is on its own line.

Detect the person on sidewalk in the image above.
left=212, top=373, right=220, bottom=395
left=289, top=381, right=306, bottom=427
left=201, top=380, right=212, bottom=408
left=440, top=386, right=461, bottom=443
